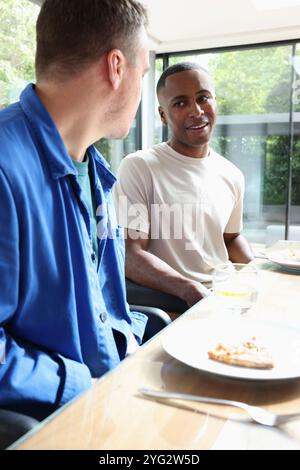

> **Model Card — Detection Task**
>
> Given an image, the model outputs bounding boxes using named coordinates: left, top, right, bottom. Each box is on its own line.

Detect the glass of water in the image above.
left=212, top=263, right=259, bottom=316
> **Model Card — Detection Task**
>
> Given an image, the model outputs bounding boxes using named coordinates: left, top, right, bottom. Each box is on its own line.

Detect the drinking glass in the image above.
left=212, top=263, right=259, bottom=316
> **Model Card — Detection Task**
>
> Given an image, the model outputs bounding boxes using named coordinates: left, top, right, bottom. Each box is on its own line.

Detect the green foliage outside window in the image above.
left=0, top=0, right=39, bottom=108
left=209, top=47, right=299, bottom=206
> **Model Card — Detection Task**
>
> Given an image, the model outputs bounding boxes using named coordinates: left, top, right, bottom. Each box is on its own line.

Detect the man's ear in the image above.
left=158, top=106, right=168, bottom=126
left=106, top=49, right=125, bottom=91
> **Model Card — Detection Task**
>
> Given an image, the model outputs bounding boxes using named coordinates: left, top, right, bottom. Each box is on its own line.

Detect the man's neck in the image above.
left=35, top=77, right=108, bottom=162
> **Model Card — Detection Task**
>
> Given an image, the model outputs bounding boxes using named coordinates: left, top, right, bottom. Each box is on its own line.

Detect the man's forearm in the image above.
left=126, top=248, right=189, bottom=299
left=226, top=234, right=254, bottom=263
left=125, top=249, right=210, bottom=307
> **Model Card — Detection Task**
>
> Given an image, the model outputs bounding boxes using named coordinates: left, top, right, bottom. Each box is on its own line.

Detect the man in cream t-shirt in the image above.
left=114, top=62, right=253, bottom=310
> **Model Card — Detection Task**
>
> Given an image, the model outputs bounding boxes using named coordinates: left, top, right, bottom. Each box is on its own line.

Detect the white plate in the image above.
left=267, top=251, right=300, bottom=272
left=162, top=318, right=300, bottom=381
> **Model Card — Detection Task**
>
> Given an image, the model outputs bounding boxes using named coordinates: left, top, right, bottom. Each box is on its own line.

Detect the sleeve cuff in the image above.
left=57, top=355, right=92, bottom=406
left=128, top=310, right=148, bottom=345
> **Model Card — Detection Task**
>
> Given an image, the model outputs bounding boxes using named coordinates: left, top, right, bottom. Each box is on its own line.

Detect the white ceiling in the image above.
left=143, top=0, right=300, bottom=53
left=30, top=0, right=300, bottom=54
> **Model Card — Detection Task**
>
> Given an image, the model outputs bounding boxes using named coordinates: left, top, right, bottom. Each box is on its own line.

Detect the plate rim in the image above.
left=162, top=318, right=300, bottom=382
left=267, top=252, right=300, bottom=269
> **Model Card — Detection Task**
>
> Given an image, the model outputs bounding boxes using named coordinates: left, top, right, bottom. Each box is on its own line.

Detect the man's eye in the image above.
left=174, top=101, right=185, bottom=107
left=199, top=96, right=210, bottom=102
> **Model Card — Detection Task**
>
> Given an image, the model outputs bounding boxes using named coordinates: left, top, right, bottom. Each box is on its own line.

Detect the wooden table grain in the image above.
left=12, top=260, right=300, bottom=450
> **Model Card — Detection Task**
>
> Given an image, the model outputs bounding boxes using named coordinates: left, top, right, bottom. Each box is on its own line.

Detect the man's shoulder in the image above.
left=125, top=143, right=165, bottom=162
left=0, top=102, right=28, bottom=169
left=211, top=149, right=244, bottom=180
left=0, top=102, right=24, bottom=131
left=120, top=144, right=165, bottom=174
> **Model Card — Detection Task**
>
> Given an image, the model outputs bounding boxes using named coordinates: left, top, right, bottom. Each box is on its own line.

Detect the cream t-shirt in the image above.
left=113, top=142, right=244, bottom=283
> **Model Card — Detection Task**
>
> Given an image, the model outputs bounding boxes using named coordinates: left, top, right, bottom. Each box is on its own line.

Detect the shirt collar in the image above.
left=88, top=146, right=116, bottom=194
left=20, top=84, right=77, bottom=179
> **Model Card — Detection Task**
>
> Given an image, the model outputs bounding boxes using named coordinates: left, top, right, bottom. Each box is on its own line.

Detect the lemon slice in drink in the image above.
left=215, top=290, right=251, bottom=298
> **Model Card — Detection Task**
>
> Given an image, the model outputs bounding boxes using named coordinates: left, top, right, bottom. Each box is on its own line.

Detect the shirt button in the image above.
left=99, top=312, right=107, bottom=323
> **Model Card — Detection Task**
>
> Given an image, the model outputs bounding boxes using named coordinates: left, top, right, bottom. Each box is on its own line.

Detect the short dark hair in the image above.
left=156, top=61, right=211, bottom=95
left=35, top=0, right=148, bottom=80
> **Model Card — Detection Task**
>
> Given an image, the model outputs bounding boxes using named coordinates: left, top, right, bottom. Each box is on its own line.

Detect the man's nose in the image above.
left=188, top=102, right=204, bottom=117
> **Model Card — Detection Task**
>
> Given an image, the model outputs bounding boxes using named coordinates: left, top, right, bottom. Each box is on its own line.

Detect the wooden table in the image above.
left=12, top=260, right=300, bottom=450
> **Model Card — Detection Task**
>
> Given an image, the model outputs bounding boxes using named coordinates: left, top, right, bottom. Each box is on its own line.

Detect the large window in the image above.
left=156, top=43, right=300, bottom=247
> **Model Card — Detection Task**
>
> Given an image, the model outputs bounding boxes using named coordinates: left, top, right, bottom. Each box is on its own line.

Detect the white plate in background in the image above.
left=267, top=251, right=300, bottom=272
left=266, top=241, right=300, bottom=272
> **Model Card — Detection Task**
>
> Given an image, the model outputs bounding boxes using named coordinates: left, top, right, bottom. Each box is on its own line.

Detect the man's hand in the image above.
left=180, top=280, right=211, bottom=307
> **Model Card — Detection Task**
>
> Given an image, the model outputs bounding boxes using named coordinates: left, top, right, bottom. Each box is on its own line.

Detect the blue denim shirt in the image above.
left=0, top=84, right=147, bottom=419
